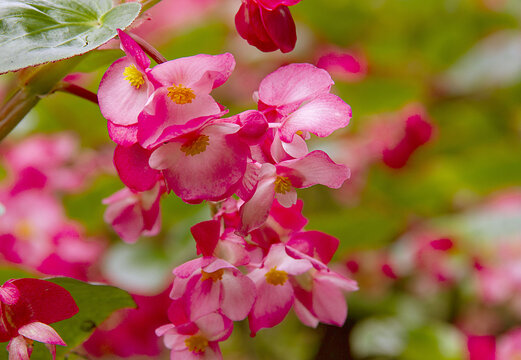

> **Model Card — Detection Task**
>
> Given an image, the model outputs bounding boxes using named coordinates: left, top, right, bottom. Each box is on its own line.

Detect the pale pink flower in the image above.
left=103, top=182, right=164, bottom=243
left=171, top=257, right=256, bottom=321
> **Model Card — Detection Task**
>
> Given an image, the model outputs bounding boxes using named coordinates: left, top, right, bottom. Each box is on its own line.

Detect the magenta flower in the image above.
left=137, top=53, right=235, bottom=148
left=235, top=0, right=299, bottom=53
left=247, top=243, right=312, bottom=336
left=98, top=30, right=155, bottom=130
left=103, top=183, right=164, bottom=243
left=0, top=278, right=78, bottom=360
left=171, top=257, right=256, bottom=321
left=113, top=144, right=162, bottom=192
left=156, top=305, right=232, bottom=360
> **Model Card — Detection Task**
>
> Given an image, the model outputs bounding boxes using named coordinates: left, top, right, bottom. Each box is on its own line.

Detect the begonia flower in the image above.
left=235, top=0, right=299, bottom=53
left=138, top=53, right=235, bottom=148
left=98, top=30, right=155, bottom=131
left=239, top=150, right=349, bottom=234
left=148, top=121, right=248, bottom=203
left=156, top=302, right=232, bottom=360
left=103, top=183, right=164, bottom=243
left=171, top=257, right=256, bottom=321
left=256, top=63, right=351, bottom=161
left=247, top=243, right=312, bottom=335
left=0, top=278, right=78, bottom=360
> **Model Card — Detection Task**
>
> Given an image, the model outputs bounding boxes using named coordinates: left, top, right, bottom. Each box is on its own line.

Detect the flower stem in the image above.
left=127, top=32, right=167, bottom=64
left=140, top=0, right=164, bottom=13
left=55, top=83, right=99, bottom=105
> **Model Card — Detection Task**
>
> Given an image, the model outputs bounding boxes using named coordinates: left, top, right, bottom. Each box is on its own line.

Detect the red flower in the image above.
left=0, top=278, right=78, bottom=360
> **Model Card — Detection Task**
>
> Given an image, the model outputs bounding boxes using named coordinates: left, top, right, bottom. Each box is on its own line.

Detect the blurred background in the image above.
left=1, top=0, right=521, bottom=358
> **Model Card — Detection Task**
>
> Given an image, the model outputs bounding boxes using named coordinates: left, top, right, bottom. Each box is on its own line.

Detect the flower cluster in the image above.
left=98, top=29, right=356, bottom=358
left=0, top=134, right=105, bottom=280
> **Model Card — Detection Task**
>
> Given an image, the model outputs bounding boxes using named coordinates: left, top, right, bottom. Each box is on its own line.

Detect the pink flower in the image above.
left=103, top=183, right=164, bottom=243
left=137, top=53, right=235, bottom=148
left=148, top=121, right=248, bottom=203
left=113, top=143, right=162, bottom=192
left=171, top=257, right=256, bottom=321
left=156, top=306, right=232, bottom=360
left=382, top=111, right=433, bottom=169
left=247, top=244, right=312, bottom=336
left=239, top=151, right=349, bottom=234
left=286, top=231, right=358, bottom=327
left=256, top=63, right=351, bottom=161
left=0, top=278, right=78, bottom=360
left=98, top=30, right=155, bottom=131
left=498, top=328, right=521, bottom=360
left=235, top=0, right=299, bottom=53
left=316, top=50, right=367, bottom=82
left=468, top=335, right=496, bottom=360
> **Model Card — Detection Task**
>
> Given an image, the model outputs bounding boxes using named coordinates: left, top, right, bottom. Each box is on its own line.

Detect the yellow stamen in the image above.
left=180, top=135, right=210, bottom=156
left=201, top=269, right=224, bottom=282
left=274, top=176, right=291, bottom=194
left=123, top=64, right=145, bottom=89
left=265, top=267, right=288, bottom=286
left=14, top=220, right=33, bottom=239
left=167, top=84, right=196, bottom=104
left=185, top=335, right=208, bottom=353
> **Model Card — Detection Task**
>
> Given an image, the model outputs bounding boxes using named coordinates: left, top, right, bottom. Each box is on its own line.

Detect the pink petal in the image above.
left=258, top=63, right=333, bottom=108
left=275, top=187, right=297, bottom=208
left=287, top=231, right=339, bottom=265
left=18, top=322, right=66, bottom=346
left=114, top=144, right=161, bottom=192
left=185, top=276, right=221, bottom=321
left=7, top=336, right=29, bottom=360
left=149, top=129, right=247, bottom=203
left=137, top=89, right=221, bottom=149
left=236, top=110, right=269, bottom=145
left=280, top=93, right=351, bottom=142
left=248, top=268, right=294, bottom=336
left=220, top=272, right=256, bottom=321
left=194, top=313, right=233, bottom=341
left=264, top=244, right=312, bottom=275
left=312, top=276, right=349, bottom=326
left=293, top=298, right=319, bottom=328
left=149, top=53, right=235, bottom=90
left=98, top=58, right=152, bottom=126
left=107, top=122, right=138, bottom=146
left=191, top=220, right=221, bottom=257
left=269, top=199, right=307, bottom=232
left=257, top=0, right=302, bottom=11
left=238, top=165, right=277, bottom=235
left=0, top=282, right=19, bottom=305
left=235, top=2, right=278, bottom=52
left=260, top=5, right=296, bottom=53
left=117, top=29, right=151, bottom=70
left=280, top=150, right=350, bottom=189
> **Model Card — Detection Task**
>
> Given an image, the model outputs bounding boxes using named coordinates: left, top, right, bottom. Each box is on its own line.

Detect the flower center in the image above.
left=14, top=220, right=33, bottom=239
left=180, top=135, right=210, bottom=156
left=201, top=269, right=224, bottom=282
left=123, top=64, right=145, bottom=89
left=185, top=334, right=208, bottom=354
left=265, top=267, right=288, bottom=286
left=274, top=176, right=291, bottom=194
left=167, top=84, right=196, bottom=104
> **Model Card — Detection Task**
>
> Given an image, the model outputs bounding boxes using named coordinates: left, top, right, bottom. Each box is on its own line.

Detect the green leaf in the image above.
left=30, top=277, right=135, bottom=360
left=0, top=0, right=141, bottom=74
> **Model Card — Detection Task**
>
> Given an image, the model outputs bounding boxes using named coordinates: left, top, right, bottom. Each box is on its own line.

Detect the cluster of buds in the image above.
left=98, top=29, right=356, bottom=358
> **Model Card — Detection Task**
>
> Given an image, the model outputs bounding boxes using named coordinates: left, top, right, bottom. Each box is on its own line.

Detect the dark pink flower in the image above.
left=235, top=0, right=299, bottom=53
